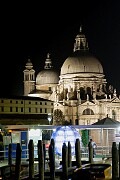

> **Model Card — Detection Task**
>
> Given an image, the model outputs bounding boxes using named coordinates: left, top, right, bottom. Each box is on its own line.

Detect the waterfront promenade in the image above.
left=0, top=139, right=119, bottom=179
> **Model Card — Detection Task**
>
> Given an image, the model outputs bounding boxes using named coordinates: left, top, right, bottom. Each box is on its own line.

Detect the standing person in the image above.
left=88, top=138, right=97, bottom=158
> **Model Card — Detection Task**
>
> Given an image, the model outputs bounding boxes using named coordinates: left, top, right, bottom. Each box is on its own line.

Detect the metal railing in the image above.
left=0, top=146, right=112, bottom=161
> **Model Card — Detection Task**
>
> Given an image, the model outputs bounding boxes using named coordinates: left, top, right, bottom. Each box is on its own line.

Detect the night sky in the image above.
left=1, top=1, right=120, bottom=97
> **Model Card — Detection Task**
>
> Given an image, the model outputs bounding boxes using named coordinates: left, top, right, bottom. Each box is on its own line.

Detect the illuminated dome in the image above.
left=36, top=69, right=59, bottom=85
left=61, top=26, right=103, bottom=75
left=61, top=51, right=103, bottom=75
left=51, top=126, right=82, bottom=156
left=36, top=53, right=59, bottom=85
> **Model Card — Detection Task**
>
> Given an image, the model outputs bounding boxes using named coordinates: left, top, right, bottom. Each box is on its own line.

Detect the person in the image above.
left=88, top=138, right=97, bottom=157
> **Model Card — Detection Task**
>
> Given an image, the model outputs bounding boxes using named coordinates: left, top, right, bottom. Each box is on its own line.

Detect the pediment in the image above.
left=111, top=97, right=120, bottom=103
left=81, top=100, right=95, bottom=106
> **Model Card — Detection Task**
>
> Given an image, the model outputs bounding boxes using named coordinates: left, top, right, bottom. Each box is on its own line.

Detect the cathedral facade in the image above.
left=23, top=27, right=120, bottom=126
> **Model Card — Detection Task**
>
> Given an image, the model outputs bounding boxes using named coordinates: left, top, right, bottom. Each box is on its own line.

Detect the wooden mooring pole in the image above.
left=68, top=141, right=72, bottom=167
left=28, top=139, right=34, bottom=180
left=88, top=141, right=93, bottom=164
left=112, top=141, right=119, bottom=179
left=15, top=143, right=21, bottom=180
left=48, top=138, right=55, bottom=180
left=8, top=143, right=12, bottom=177
left=38, top=140, right=44, bottom=180
left=62, top=143, right=68, bottom=180
left=75, top=138, right=82, bottom=168
left=119, top=142, right=120, bottom=179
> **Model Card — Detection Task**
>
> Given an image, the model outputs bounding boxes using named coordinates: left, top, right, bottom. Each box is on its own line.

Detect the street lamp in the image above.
left=48, top=113, right=52, bottom=125
left=48, top=117, right=51, bottom=125
left=48, top=114, right=52, bottom=140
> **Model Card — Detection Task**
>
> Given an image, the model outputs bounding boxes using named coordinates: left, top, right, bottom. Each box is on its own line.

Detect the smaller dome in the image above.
left=36, top=69, right=59, bottom=85
left=36, top=53, right=59, bottom=85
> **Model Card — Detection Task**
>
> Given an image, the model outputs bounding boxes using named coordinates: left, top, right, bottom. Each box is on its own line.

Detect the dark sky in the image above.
left=1, top=1, right=120, bottom=96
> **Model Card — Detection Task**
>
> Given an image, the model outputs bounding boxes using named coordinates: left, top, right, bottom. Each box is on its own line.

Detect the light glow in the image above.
left=51, top=126, right=82, bottom=156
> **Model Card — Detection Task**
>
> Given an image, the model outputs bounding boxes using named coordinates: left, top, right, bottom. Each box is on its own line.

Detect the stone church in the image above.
left=23, top=26, right=120, bottom=126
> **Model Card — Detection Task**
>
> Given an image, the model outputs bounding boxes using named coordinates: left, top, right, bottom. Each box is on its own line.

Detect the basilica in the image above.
left=23, top=27, right=120, bottom=126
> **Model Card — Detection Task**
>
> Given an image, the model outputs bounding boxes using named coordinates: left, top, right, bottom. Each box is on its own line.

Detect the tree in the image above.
left=53, top=109, right=65, bottom=125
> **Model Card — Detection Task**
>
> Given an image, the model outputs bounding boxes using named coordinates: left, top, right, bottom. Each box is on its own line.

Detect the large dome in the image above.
left=61, top=51, right=103, bottom=75
left=36, top=69, right=59, bottom=85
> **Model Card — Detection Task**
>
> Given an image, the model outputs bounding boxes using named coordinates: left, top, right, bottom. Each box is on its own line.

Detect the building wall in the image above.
left=0, top=97, right=53, bottom=115
left=0, top=96, right=54, bottom=125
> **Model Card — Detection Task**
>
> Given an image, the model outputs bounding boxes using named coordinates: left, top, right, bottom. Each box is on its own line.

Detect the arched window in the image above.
left=80, top=87, right=85, bottom=100
left=86, top=87, right=91, bottom=95
left=82, top=108, right=94, bottom=115
left=112, top=110, right=116, bottom=119
left=75, top=119, right=79, bottom=125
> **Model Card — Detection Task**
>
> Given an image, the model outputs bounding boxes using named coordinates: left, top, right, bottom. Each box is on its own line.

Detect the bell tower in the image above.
left=23, top=58, right=35, bottom=96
